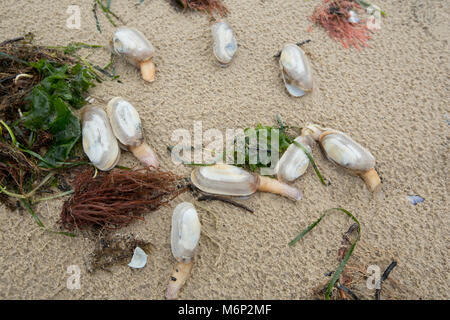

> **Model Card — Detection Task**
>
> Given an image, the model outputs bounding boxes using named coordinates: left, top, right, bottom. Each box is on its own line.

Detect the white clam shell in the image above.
left=212, top=22, right=237, bottom=65
left=191, top=164, right=258, bottom=197
left=275, top=136, right=312, bottom=182
left=128, top=247, right=148, bottom=269
left=320, top=132, right=375, bottom=172
left=82, top=106, right=120, bottom=171
left=106, top=97, right=143, bottom=147
left=171, top=202, right=201, bottom=263
left=280, top=44, right=313, bottom=97
left=113, top=27, right=154, bottom=66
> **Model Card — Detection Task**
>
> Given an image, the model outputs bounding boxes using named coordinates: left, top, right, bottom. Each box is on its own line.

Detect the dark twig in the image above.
left=336, top=283, right=359, bottom=300
left=296, top=39, right=312, bottom=47
left=375, top=261, right=398, bottom=300
left=274, top=39, right=311, bottom=58
left=197, top=194, right=254, bottom=213
left=0, top=37, right=25, bottom=47
left=343, top=223, right=359, bottom=244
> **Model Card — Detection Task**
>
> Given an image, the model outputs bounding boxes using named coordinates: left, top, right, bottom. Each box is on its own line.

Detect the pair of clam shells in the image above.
left=279, top=44, right=314, bottom=97
left=112, top=23, right=237, bottom=79
left=112, top=27, right=156, bottom=82
left=82, top=97, right=158, bottom=171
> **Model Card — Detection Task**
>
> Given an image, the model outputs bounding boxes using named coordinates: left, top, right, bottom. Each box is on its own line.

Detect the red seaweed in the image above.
left=310, top=0, right=372, bottom=50
left=60, top=167, right=188, bottom=230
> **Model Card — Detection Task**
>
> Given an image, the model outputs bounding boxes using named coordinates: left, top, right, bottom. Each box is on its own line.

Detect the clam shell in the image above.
left=113, top=27, right=154, bottom=66
left=82, top=106, right=120, bottom=171
left=106, top=97, right=143, bottom=147
left=191, top=164, right=258, bottom=197
left=280, top=44, right=313, bottom=97
left=275, top=136, right=312, bottom=181
left=320, top=131, right=375, bottom=172
left=212, top=22, right=237, bottom=65
left=171, top=202, right=201, bottom=263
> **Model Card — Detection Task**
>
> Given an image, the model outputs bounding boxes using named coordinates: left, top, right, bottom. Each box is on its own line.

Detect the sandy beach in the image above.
left=0, top=0, right=448, bottom=299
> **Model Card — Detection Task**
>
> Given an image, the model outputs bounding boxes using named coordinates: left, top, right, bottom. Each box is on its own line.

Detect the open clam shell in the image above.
left=320, top=131, right=375, bottom=172
left=81, top=106, right=120, bottom=171
left=191, top=164, right=258, bottom=197
left=191, top=164, right=302, bottom=201
left=166, top=202, right=201, bottom=300
left=212, top=21, right=237, bottom=66
left=107, top=97, right=143, bottom=147
left=275, top=136, right=313, bottom=182
left=279, top=44, right=313, bottom=97
left=302, top=124, right=380, bottom=191
left=113, top=27, right=154, bottom=66
left=112, top=27, right=155, bottom=82
left=106, top=97, right=159, bottom=168
left=170, top=202, right=201, bottom=263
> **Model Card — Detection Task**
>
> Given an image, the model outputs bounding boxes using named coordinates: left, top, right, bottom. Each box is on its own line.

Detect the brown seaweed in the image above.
left=60, top=167, right=188, bottom=230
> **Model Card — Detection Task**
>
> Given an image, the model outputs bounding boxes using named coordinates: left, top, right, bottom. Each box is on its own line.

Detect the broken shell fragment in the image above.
left=279, top=44, right=313, bottom=97
left=302, top=124, right=380, bottom=191
left=191, top=164, right=302, bottom=201
left=275, top=136, right=313, bottom=182
left=106, top=97, right=159, bottom=168
left=348, top=10, right=360, bottom=23
left=166, top=202, right=201, bottom=300
left=112, top=27, right=156, bottom=82
left=128, top=247, right=147, bottom=269
left=81, top=106, right=120, bottom=171
left=212, top=21, right=237, bottom=66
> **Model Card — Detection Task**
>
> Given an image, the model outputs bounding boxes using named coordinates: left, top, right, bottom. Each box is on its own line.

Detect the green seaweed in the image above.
left=21, top=59, right=95, bottom=168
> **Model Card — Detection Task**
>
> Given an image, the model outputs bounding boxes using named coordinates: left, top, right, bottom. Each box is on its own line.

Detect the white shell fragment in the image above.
left=107, top=97, right=143, bottom=147
left=212, top=21, right=237, bottom=65
left=275, top=136, right=312, bottom=182
left=113, top=27, right=154, bottom=66
left=348, top=10, right=360, bottom=23
left=191, top=164, right=258, bottom=197
left=279, top=44, right=313, bottom=97
left=82, top=106, right=120, bottom=171
left=171, top=202, right=201, bottom=263
left=128, top=247, right=148, bottom=269
left=407, top=195, right=424, bottom=206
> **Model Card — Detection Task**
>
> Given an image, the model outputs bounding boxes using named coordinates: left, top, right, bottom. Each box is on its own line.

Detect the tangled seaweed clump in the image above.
left=60, top=167, right=188, bottom=230
left=0, top=35, right=100, bottom=213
